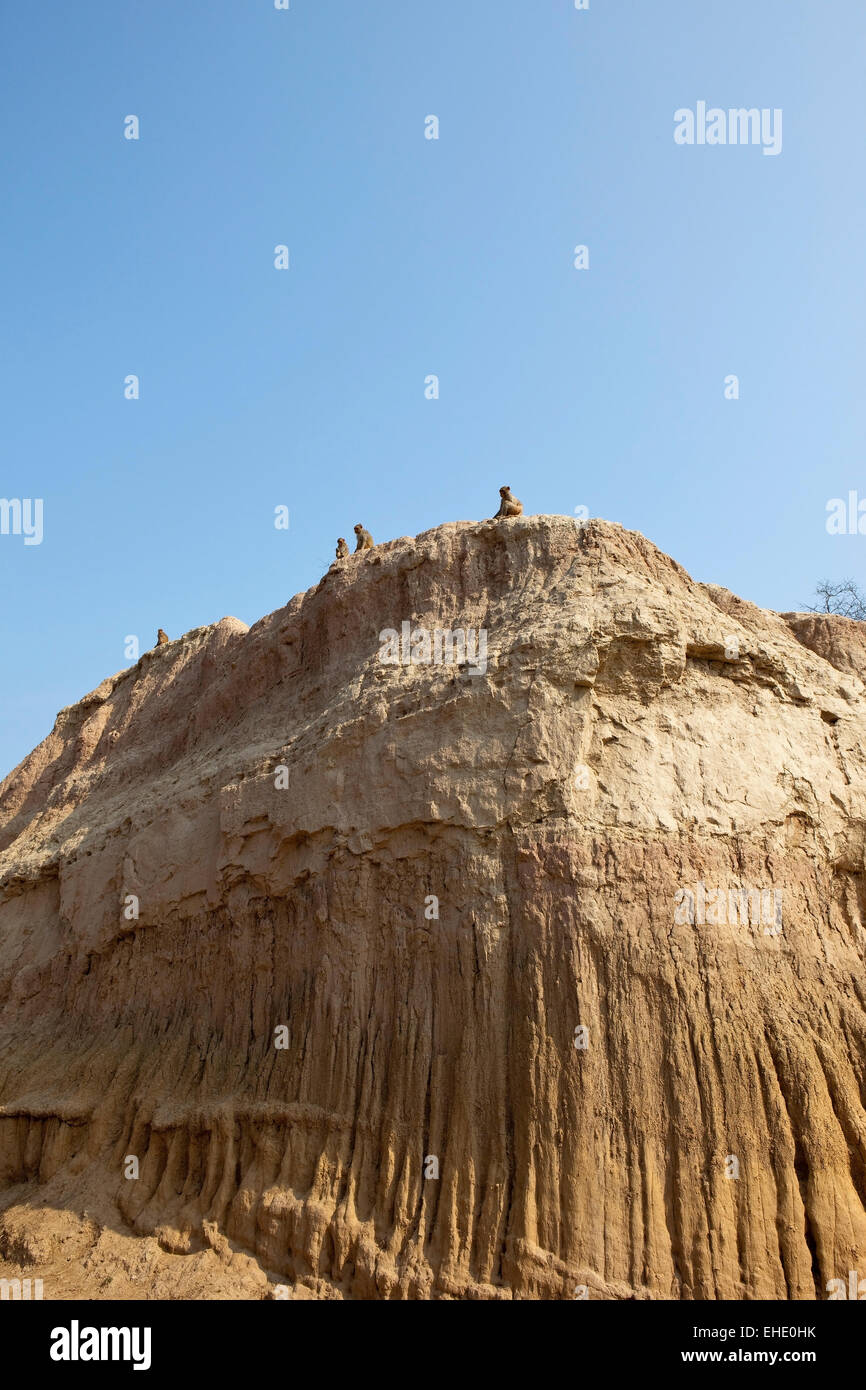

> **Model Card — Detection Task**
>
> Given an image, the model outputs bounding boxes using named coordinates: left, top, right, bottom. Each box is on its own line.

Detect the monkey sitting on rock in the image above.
left=156, top=629, right=169, bottom=647
left=493, top=485, right=523, bottom=519
left=335, top=537, right=350, bottom=559
left=354, top=524, right=374, bottom=552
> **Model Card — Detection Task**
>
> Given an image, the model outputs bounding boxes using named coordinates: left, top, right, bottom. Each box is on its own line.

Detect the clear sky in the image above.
left=1, top=0, right=864, bottom=780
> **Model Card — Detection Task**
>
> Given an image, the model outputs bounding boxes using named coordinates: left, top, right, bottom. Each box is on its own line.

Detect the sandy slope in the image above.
left=1, top=516, right=865, bottom=1299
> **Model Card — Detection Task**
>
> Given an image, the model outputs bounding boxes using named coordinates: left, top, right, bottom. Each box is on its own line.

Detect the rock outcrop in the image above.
left=1, top=516, right=865, bottom=1300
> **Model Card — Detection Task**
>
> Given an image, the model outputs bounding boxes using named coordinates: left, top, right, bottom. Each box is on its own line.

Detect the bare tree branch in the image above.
left=805, top=579, right=866, bottom=621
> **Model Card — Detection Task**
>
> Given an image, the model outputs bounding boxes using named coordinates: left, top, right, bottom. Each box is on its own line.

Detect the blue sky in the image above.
left=1, top=0, right=864, bottom=779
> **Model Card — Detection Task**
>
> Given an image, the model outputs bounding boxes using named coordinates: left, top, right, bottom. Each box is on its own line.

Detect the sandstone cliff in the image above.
left=1, top=516, right=865, bottom=1300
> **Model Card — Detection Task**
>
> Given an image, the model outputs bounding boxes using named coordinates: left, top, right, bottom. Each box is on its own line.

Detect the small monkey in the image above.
left=493, top=485, right=523, bottom=519
left=335, top=537, right=350, bottom=559
left=354, top=524, right=374, bottom=552
left=156, top=629, right=169, bottom=647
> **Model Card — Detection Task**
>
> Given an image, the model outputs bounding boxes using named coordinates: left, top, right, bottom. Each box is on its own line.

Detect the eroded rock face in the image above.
left=780, top=610, right=866, bottom=686
left=1, top=516, right=865, bottom=1300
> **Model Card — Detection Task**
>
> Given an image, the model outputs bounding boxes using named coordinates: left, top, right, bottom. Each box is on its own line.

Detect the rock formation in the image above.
left=1, top=516, right=865, bottom=1300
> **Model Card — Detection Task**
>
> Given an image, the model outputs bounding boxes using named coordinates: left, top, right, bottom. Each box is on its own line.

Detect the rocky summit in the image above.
left=1, top=515, right=865, bottom=1300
